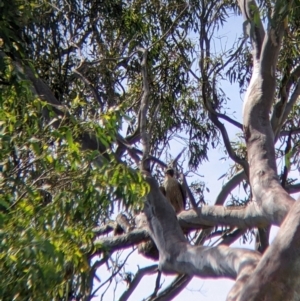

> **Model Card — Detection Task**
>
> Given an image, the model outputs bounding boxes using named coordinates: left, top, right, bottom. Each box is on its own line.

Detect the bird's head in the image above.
left=165, top=168, right=174, bottom=177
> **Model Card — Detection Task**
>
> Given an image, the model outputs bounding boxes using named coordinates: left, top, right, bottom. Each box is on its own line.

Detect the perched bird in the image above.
left=160, top=168, right=186, bottom=213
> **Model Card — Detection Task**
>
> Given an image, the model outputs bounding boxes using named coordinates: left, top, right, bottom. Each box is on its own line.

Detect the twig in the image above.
left=180, top=174, right=198, bottom=210
left=148, top=4, right=189, bottom=52
left=91, top=249, right=135, bottom=298
left=119, top=265, right=158, bottom=301
left=216, top=113, right=243, bottom=130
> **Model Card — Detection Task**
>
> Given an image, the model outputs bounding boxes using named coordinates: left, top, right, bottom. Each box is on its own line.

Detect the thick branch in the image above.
left=94, top=229, right=149, bottom=254
left=143, top=175, right=261, bottom=280
left=178, top=202, right=270, bottom=229
left=238, top=200, right=300, bottom=301
left=93, top=223, right=115, bottom=236
left=240, top=0, right=295, bottom=223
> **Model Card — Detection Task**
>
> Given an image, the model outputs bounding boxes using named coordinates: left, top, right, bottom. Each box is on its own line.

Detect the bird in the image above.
left=160, top=168, right=186, bottom=213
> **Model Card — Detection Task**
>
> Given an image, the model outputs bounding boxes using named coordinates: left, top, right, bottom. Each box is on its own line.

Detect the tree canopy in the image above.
left=1, top=0, right=300, bottom=300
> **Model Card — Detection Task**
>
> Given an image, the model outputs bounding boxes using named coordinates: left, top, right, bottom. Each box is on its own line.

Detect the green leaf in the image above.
left=65, top=129, right=74, bottom=147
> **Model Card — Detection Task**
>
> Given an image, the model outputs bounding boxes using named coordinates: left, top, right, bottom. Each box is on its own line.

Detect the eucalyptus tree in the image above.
left=1, top=0, right=300, bottom=300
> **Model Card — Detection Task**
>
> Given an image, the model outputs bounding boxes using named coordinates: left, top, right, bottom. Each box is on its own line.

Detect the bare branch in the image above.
left=94, top=229, right=149, bottom=254
left=219, top=228, right=247, bottom=246
left=238, top=0, right=265, bottom=63
left=215, top=170, right=247, bottom=205
left=138, top=48, right=151, bottom=172
left=171, top=147, right=187, bottom=167
left=116, top=135, right=167, bottom=168
left=279, top=128, right=300, bottom=138
left=119, top=265, right=158, bottom=301
left=201, top=76, right=248, bottom=173
left=209, top=110, right=248, bottom=173
left=240, top=0, right=295, bottom=226
left=151, top=228, right=247, bottom=300
left=280, top=79, right=300, bottom=132
left=91, top=249, right=135, bottom=298
left=152, top=270, right=162, bottom=299
left=180, top=174, right=198, bottom=210
left=149, top=274, right=192, bottom=301
left=93, top=223, right=115, bottom=236
left=178, top=202, right=270, bottom=229
left=73, top=68, right=103, bottom=107
left=286, top=183, right=300, bottom=194
left=216, top=113, right=243, bottom=130
left=115, top=112, right=141, bottom=159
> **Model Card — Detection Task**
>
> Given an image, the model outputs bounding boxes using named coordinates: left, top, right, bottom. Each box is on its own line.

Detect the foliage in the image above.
left=0, top=23, right=147, bottom=300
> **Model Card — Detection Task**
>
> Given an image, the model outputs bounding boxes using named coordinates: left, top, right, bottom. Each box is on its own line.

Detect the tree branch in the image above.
left=280, top=79, right=300, bottom=133
left=143, top=175, right=261, bottom=280
left=181, top=174, right=198, bottom=210
left=240, top=0, right=295, bottom=224
left=73, top=67, right=103, bottom=107
left=94, top=229, right=149, bottom=254
left=178, top=202, right=271, bottom=229
left=271, top=65, right=300, bottom=140
left=91, top=249, right=135, bottom=298
left=215, top=170, right=247, bottom=205
left=238, top=199, right=300, bottom=301
left=119, top=265, right=158, bottom=301
left=216, top=113, right=243, bottom=130
left=238, top=0, right=265, bottom=64
left=209, top=110, right=249, bottom=173
left=286, top=183, right=300, bottom=194
left=116, top=134, right=168, bottom=168
left=138, top=48, right=151, bottom=172
left=149, top=274, right=192, bottom=301
left=279, top=128, right=300, bottom=138
left=21, top=63, right=111, bottom=163
left=93, top=223, right=115, bottom=236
